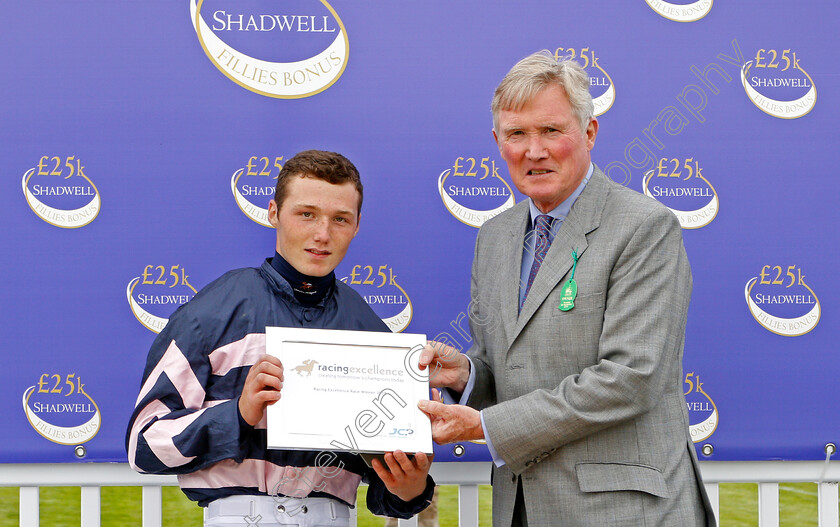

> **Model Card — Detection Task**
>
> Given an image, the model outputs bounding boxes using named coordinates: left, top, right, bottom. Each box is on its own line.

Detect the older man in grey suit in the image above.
left=418, top=52, right=715, bottom=526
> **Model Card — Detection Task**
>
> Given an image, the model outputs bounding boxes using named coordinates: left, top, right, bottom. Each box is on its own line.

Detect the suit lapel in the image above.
left=511, top=167, right=610, bottom=346
left=496, top=202, right=530, bottom=345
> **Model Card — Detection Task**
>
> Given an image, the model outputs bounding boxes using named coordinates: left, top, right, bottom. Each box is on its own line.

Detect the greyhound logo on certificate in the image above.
left=265, top=327, right=433, bottom=456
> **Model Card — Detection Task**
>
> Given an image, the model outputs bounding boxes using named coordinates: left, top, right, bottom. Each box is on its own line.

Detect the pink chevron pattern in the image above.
left=128, top=339, right=206, bottom=470
left=208, top=333, right=266, bottom=376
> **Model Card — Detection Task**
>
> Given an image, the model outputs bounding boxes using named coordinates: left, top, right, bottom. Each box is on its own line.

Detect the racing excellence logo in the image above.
left=645, top=0, right=713, bottom=22
left=22, top=156, right=101, bottom=228
left=643, top=157, right=718, bottom=229
left=190, top=0, right=349, bottom=98
left=438, top=156, right=515, bottom=228
left=741, top=48, right=816, bottom=119
left=745, top=265, right=820, bottom=337
left=296, top=360, right=404, bottom=378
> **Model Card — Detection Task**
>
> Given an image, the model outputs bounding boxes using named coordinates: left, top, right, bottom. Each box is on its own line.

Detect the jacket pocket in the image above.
left=575, top=461, right=671, bottom=498
left=550, top=290, right=605, bottom=316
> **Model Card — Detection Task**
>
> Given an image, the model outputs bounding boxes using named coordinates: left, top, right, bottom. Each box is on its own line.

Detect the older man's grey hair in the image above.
left=491, top=50, right=594, bottom=135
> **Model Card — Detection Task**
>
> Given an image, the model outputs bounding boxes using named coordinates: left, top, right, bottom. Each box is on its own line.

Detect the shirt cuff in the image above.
left=441, top=355, right=476, bottom=405
left=480, top=410, right=506, bottom=467
left=385, top=475, right=436, bottom=519
left=235, top=396, right=254, bottom=430
left=439, top=357, right=504, bottom=467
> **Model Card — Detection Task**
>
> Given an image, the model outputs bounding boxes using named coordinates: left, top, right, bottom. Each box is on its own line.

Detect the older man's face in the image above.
left=494, top=85, right=598, bottom=213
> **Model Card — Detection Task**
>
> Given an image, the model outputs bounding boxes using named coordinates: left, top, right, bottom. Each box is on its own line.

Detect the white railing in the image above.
left=2, top=461, right=839, bottom=526
left=701, top=461, right=840, bottom=527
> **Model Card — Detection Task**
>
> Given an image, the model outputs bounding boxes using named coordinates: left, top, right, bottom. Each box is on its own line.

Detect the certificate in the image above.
left=265, top=327, right=433, bottom=455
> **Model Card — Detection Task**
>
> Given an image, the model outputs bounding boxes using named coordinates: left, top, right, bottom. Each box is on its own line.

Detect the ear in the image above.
left=267, top=199, right=280, bottom=228
left=585, top=118, right=599, bottom=151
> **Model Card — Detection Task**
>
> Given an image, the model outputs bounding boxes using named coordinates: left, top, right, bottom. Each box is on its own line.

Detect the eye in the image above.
left=334, top=216, right=350, bottom=224
left=301, top=211, right=313, bottom=218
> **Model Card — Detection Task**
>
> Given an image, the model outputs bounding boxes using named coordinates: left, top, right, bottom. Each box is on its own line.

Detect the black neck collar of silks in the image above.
left=271, top=251, right=334, bottom=306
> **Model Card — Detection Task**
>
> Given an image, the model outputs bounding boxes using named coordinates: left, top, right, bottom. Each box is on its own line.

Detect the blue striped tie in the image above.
left=521, top=214, right=554, bottom=310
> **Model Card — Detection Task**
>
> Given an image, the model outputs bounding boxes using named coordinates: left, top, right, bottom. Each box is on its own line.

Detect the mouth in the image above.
left=527, top=169, right=553, bottom=176
left=306, top=249, right=331, bottom=258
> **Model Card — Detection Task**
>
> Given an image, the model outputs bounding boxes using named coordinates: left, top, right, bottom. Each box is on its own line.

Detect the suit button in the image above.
left=511, top=474, right=516, bottom=482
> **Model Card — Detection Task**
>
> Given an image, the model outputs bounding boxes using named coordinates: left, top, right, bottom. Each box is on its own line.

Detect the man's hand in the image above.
left=418, top=341, right=470, bottom=392
left=239, top=354, right=284, bottom=426
left=372, top=450, right=432, bottom=502
left=418, top=389, right=484, bottom=444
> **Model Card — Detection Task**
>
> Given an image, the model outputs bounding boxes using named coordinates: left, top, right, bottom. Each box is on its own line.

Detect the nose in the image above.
left=312, top=217, right=331, bottom=242
left=525, top=134, right=548, bottom=160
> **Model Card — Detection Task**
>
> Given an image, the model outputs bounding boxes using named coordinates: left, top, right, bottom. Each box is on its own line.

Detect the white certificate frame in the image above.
left=265, top=327, right=433, bottom=455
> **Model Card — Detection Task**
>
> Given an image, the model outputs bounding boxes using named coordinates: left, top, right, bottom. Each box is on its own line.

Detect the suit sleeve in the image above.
left=463, top=227, right=499, bottom=410
left=125, top=308, right=253, bottom=475
left=480, top=207, right=692, bottom=473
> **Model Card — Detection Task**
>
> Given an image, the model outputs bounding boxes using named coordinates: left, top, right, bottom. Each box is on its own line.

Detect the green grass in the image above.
left=0, top=483, right=831, bottom=525
left=357, top=485, right=493, bottom=527
left=0, top=485, right=490, bottom=526
left=719, top=482, right=821, bottom=527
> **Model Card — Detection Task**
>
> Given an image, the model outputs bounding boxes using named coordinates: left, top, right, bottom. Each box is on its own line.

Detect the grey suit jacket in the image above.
left=466, top=166, right=715, bottom=526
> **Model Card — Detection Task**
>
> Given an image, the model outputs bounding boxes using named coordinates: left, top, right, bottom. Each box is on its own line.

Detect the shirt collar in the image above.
left=528, top=163, right=593, bottom=227
left=270, top=252, right=335, bottom=307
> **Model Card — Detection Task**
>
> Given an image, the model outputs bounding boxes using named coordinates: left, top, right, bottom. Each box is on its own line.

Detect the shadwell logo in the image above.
left=745, top=265, right=820, bottom=337
left=645, top=0, right=713, bottom=22
left=438, top=156, right=515, bottom=228
left=191, top=0, right=349, bottom=98
left=740, top=48, right=816, bottom=119
left=22, top=156, right=101, bottom=228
